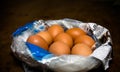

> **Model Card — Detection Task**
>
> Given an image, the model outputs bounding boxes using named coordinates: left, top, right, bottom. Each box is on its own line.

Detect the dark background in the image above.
left=0, top=0, right=120, bottom=72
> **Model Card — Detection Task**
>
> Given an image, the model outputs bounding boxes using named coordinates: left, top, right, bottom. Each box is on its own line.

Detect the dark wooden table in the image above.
left=0, top=0, right=120, bottom=72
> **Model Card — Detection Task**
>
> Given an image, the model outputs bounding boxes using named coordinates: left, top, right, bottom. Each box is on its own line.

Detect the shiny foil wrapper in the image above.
left=11, top=18, right=112, bottom=72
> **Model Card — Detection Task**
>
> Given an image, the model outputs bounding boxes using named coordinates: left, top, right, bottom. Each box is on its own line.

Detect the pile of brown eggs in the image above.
left=27, top=24, right=95, bottom=56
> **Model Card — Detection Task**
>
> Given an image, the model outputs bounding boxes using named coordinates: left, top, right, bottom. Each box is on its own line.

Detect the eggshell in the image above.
left=71, top=43, right=92, bottom=56
left=27, top=35, right=48, bottom=50
left=74, top=35, right=95, bottom=48
left=54, top=32, right=73, bottom=48
left=49, top=41, right=70, bottom=56
left=48, top=24, right=64, bottom=39
left=66, top=28, right=86, bottom=40
left=36, top=31, right=53, bottom=45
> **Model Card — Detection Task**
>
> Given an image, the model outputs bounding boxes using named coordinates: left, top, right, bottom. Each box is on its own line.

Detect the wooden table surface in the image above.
left=0, top=0, right=120, bottom=72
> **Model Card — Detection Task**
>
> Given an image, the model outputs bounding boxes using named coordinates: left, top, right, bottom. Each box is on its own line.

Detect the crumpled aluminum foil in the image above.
left=11, top=18, right=112, bottom=72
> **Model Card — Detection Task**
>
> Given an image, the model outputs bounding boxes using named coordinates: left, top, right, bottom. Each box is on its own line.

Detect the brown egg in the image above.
left=36, top=31, right=53, bottom=45
left=27, top=35, right=48, bottom=50
left=48, top=24, right=64, bottom=39
left=71, top=43, right=92, bottom=56
left=66, top=28, right=86, bottom=40
left=74, top=35, right=95, bottom=48
left=49, top=41, right=70, bottom=56
left=54, top=32, right=73, bottom=48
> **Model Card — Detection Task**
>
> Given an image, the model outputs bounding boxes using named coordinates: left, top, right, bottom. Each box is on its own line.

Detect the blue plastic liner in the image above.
left=26, top=42, right=51, bottom=60
left=12, top=20, right=52, bottom=61
left=12, top=21, right=35, bottom=37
